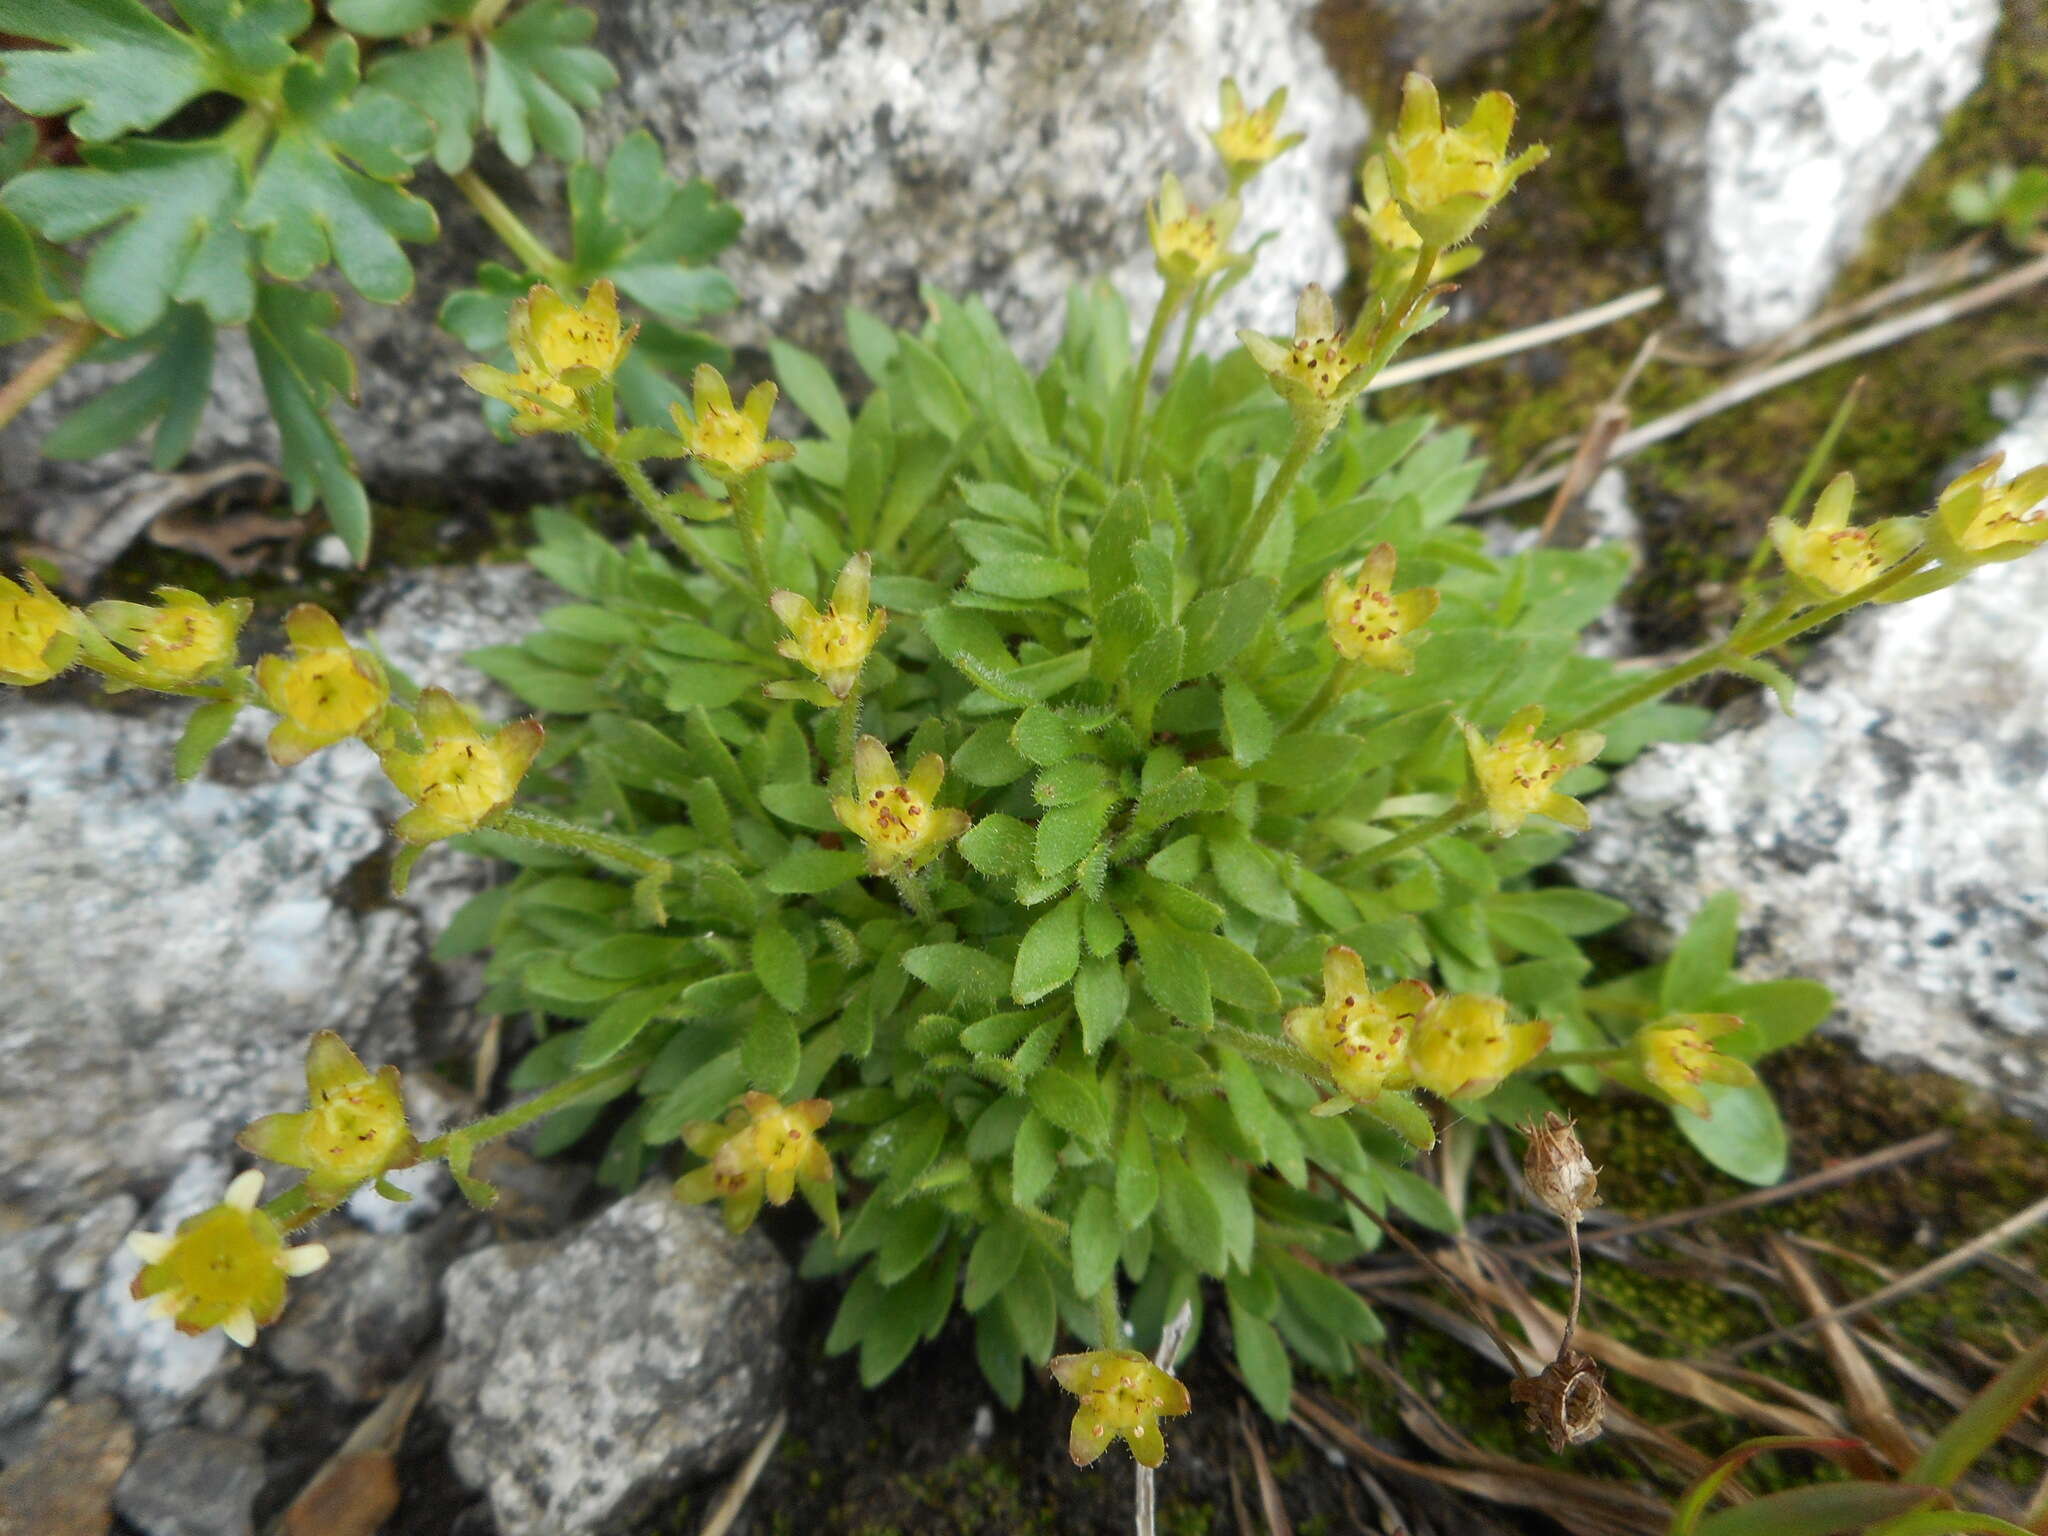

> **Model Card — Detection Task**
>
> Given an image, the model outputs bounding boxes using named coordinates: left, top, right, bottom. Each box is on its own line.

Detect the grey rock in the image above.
left=112, top=1427, right=265, bottom=1536
left=69, top=1157, right=233, bottom=1430
left=0, top=1396, right=136, bottom=1536
left=1366, top=0, right=1552, bottom=79
left=0, top=562, right=548, bottom=1225
left=433, top=1185, right=790, bottom=1536
left=263, top=1225, right=444, bottom=1402
left=1567, top=381, right=2048, bottom=1116
left=49, top=1196, right=142, bottom=1293
left=594, top=0, right=1365, bottom=366
left=0, top=1225, right=66, bottom=1429
left=1606, top=0, right=1998, bottom=347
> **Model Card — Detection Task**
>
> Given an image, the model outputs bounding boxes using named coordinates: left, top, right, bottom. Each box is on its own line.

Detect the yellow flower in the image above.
left=380, top=687, right=544, bottom=845
left=674, top=364, right=794, bottom=483
left=1146, top=172, right=1244, bottom=289
left=1322, top=543, right=1440, bottom=673
left=1356, top=155, right=1422, bottom=254
left=236, top=1031, right=419, bottom=1200
left=1769, top=472, right=1922, bottom=599
left=86, top=587, right=248, bottom=684
left=1049, top=1348, right=1192, bottom=1469
left=0, top=570, right=80, bottom=686
left=1374, top=73, right=1546, bottom=249
left=1464, top=704, right=1605, bottom=838
left=1636, top=1014, right=1758, bottom=1117
left=460, top=280, right=634, bottom=436
left=1934, top=452, right=2048, bottom=563
left=1210, top=78, right=1304, bottom=189
left=126, top=1170, right=329, bottom=1347
left=1237, top=283, right=1377, bottom=440
left=1407, top=993, right=1550, bottom=1101
left=1284, top=945, right=1432, bottom=1105
left=254, top=604, right=390, bottom=766
left=832, top=736, right=972, bottom=875
left=674, top=1092, right=837, bottom=1235
left=770, top=552, right=889, bottom=700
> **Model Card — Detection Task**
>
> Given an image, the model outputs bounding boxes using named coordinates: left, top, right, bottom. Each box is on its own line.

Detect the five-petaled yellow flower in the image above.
left=1285, top=945, right=1432, bottom=1105
left=1407, top=993, right=1550, bottom=1101
left=1769, top=472, right=1921, bottom=599
left=237, top=1032, right=419, bottom=1200
left=1636, top=1014, right=1758, bottom=1117
left=1934, top=452, right=2048, bottom=563
left=675, top=364, right=794, bottom=483
left=1146, top=172, right=1244, bottom=289
left=1374, top=73, right=1546, bottom=249
left=1238, top=284, right=1377, bottom=441
left=1210, top=78, right=1304, bottom=190
left=461, top=280, right=636, bottom=435
left=1322, top=543, right=1440, bottom=673
left=1353, top=157, right=1484, bottom=288
left=255, top=604, right=390, bottom=766
left=87, top=587, right=248, bottom=685
left=833, top=736, right=972, bottom=875
left=0, top=570, right=79, bottom=687
left=380, top=688, right=544, bottom=845
left=1465, top=704, right=1604, bottom=838
left=674, top=1092, right=837, bottom=1236
left=1050, top=1348, right=1193, bottom=1469
left=126, top=1170, right=329, bottom=1347
left=771, top=552, right=889, bottom=700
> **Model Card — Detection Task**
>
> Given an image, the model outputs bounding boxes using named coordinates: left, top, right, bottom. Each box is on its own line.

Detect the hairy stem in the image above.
left=1349, top=799, right=1477, bottom=874
left=605, top=452, right=755, bottom=601
left=1284, top=657, right=1359, bottom=735
left=1220, top=418, right=1320, bottom=583
left=1094, top=1283, right=1124, bottom=1351
left=1116, top=281, right=1187, bottom=482
left=0, top=318, right=99, bottom=434
left=489, top=806, right=670, bottom=884
left=452, top=168, right=571, bottom=284
left=889, top=868, right=937, bottom=924
left=728, top=474, right=777, bottom=606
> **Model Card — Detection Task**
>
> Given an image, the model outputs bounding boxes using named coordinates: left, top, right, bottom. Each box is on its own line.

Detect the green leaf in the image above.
left=964, top=1215, right=1028, bottom=1311
left=742, top=1006, right=802, bottom=1095
left=764, top=846, right=865, bottom=894
left=1228, top=1296, right=1293, bottom=1420
left=1126, top=911, right=1211, bottom=1027
left=769, top=338, right=851, bottom=440
left=1911, top=1335, right=2048, bottom=1491
left=480, top=0, right=617, bottom=166
left=1011, top=1110, right=1057, bottom=1206
left=903, top=943, right=1008, bottom=1007
left=0, top=0, right=216, bottom=140
left=567, top=134, right=740, bottom=324
left=1661, top=891, right=1742, bottom=1011
left=958, top=813, right=1034, bottom=880
left=243, top=38, right=439, bottom=303
left=5, top=140, right=252, bottom=334
left=1181, top=578, right=1273, bottom=677
left=577, top=984, right=677, bottom=1067
left=1207, top=825, right=1296, bottom=924
left=365, top=36, right=479, bottom=174
left=1692, top=1483, right=1940, bottom=1536
left=1028, top=1065, right=1110, bottom=1148
left=1676, top=1081, right=1787, bottom=1186
left=751, top=916, right=807, bottom=1012
left=1220, top=676, right=1275, bottom=766
left=1116, top=1113, right=1158, bottom=1229
left=968, top=553, right=1087, bottom=601
left=1070, top=1187, right=1119, bottom=1299
left=1013, top=893, right=1082, bottom=1004
left=1074, top=957, right=1128, bottom=1055
left=172, top=699, right=240, bottom=782
left=176, top=0, right=309, bottom=72
left=1035, top=793, right=1115, bottom=878
left=329, top=0, right=470, bottom=35
left=1157, top=1149, right=1227, bottom=1272
left=0, top=206, right=51, bottom=344
left=1710, top=979, right=1833, bottom=1057
left=43, top=305, right=214, bottom=469
left=248, top=284, right=371, bottom=562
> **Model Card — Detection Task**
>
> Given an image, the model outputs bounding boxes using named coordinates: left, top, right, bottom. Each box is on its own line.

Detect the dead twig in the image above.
left=1237, top=1399, right=1294, bottom=1536
left=695, top=1409, right=787, bottom=1536
left=1534, top=329, right=1661, bottom=548
left=1134, top=1300, right=1195, bottom=1536
left=1765, top=1234, right=1922, bottom=1474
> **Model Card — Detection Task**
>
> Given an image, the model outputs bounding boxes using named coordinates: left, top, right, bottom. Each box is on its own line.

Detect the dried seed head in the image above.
left=1508, top=1348, right=1606, bottom=1453
left=1521, top=1111, right=1599, bottom=1225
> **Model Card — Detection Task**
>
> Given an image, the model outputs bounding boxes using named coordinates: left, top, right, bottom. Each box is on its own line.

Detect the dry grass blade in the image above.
left=1291, top=1388, right=1671, bottom=1536
left=1134, top=1299, right=1196, bottom=1536
left=1534, top=329, right=1662, bottom=548
left=1729, top=1191, right=2048, bottom=1357
left=1365, top=285, right=1666, bottom=393
left=1237, top=1400, right=1294, bottom=1536
left=1350, top=1131, right=1951, bottom=1286
left=1230, top=1466, right=1257, bottom=1536
left=1765, top=1234, right=1922, bottom=1474
left=695, top=1409, right=787, bottom=1536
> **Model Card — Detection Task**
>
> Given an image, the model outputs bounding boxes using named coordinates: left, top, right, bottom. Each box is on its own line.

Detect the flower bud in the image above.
left=1210, top=78, right=1304, bottom=190
left=674, top=364, right=794, bottom=483
left=0, top=570, right=80, bottom=686
left=675, top=1092, right=837, bottom=1235
left=1049, top=1348, right=1192, bottom=1469
left=1407, top=993, right=1549, bottom=1101
left=1768, top=472, right=1921, bottom=599
left=1284, top=945, right=1430, bottom=1105
left=771, top=552, right=889, bottom=700
left=1375, top=73, right=1546, bottom=250
left=86, top=587, right=248, bottom=685
left=1464, top=704, right=1604, bottom=838
left=237, top=1031, right=420, bottom=1199
left=255, top=604, right=390, bottom=765
left=1520, top=1111, right=1598, bottom=1224
left=126, top=1170, right=329, bottom=1347
left=380, top=687, right=544, bottom=845
left=1636, top=1014, right=1758, bottom=1117
left=832, top=735, right=972, bottom=875
left=1322, top=543, right=1440, bottom=673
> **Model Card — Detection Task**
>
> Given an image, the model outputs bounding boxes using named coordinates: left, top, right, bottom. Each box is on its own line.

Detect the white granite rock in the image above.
left=1567, top=381, right=2048, bottom=1114
left=433, top=1187, right=790, bottom=1536
left=593, top=0, right=1367, bottom=365
left=1606, top=0, right=1998, bottom=347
